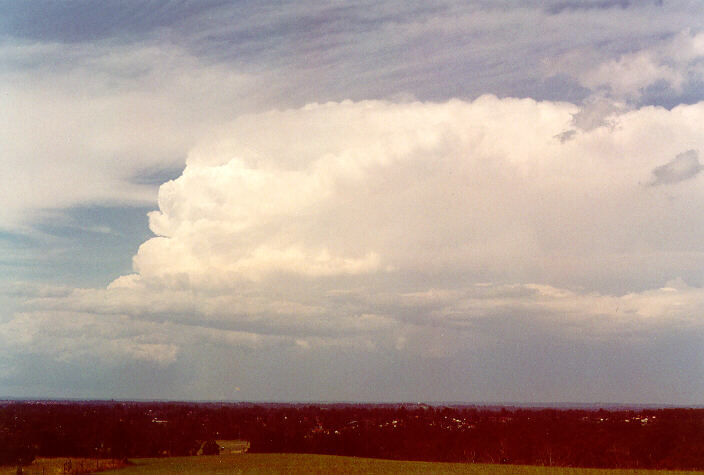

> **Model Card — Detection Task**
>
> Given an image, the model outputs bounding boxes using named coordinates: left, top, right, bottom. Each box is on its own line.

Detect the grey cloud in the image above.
left=0, top=0, right=227, bottom=42
left=3, top=310, right=702, bottom=403
left=546, top=0, right=662, bottom=15
left=571, top=98, right=627, bottom=131
left=640, top=77, right=704, bottom=110
left=3, top=282, right=74, bottom=299
left=555, top=97, right=628, bottom=142
left=555, top=129, right=577, bottom=143
left=130, top=164, right=186, bottom=186
left=650, top=150, right=702, bottom=186
left=6, top=1, right=699, bottom=113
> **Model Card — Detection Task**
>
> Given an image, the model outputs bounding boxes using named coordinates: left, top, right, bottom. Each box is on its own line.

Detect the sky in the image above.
left=1, top=0, right=704, bottom=404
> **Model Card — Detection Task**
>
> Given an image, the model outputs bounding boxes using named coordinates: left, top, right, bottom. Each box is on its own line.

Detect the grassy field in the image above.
left=5, top=454, right=703, bottom=474
left=110, top=454, right=704, bottom=475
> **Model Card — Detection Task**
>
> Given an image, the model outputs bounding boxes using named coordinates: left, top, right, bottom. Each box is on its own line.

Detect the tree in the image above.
left=0, top=440, right=35, bottom=469
left=201, top=439, right=220, bottom=455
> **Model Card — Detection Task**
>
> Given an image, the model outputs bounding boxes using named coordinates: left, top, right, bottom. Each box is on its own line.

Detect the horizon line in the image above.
left=1, top=397, right=702, bottom=409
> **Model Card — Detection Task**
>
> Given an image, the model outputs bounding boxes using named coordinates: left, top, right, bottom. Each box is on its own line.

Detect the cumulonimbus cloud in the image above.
left=127, top=97, right=704, bottom=289
left=4, top=96, right=704, bottom=369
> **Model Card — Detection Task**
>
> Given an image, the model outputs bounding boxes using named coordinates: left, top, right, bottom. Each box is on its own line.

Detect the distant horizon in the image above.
left=3, top=397, right=703, bottom=410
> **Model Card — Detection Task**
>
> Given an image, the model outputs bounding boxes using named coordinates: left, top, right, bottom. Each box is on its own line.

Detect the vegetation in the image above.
left=7, top=454, right=702, bottom=475
left=0, top=457, right=128, bottom=475
left=1, top=401, right=703, bottom=471
left=110, top=454, right=704, bottom=474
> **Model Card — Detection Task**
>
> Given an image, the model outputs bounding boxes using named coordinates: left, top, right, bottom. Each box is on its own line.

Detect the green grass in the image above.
left=5, top=454, right=702, bottom=474
left=103, top=453, right=704, bottom=474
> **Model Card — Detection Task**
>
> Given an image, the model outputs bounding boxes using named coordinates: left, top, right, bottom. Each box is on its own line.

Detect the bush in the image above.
left=201, top=439, right=220, bottom=455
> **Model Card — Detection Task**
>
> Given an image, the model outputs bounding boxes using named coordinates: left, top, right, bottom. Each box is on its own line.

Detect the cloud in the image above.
left=546, top=0, right=659, bottom=15
left=0, top=40, right=260, bottom=231
left=569, top=97, right=629, bottom=131
left=583, top=51, right=685, bottom=97
left=7, top=98, right=704, bottom=355
left=555, top=29, right=704, bottom=102
left=555, top=96, right=629, bottom=141
left=0, top=311, right=179, bottom=367
left=650, top=149, right=702, bottom=185
left=0, top=0, right=225, bottom=43
left=6, top=277, right=704, bottom=385
left=4, top=3, right=703, bottom=234
left=4, top=1, right=704, bottom=399
left=130, top=97, right=704, bottom=294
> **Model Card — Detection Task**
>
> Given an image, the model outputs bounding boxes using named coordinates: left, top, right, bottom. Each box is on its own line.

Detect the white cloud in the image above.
left=3, top=5, right=703, bottom=234
left=582, top=51, right=684, bottom=97
left=5, top=97, right=704, bottom=369
left=129, top=97, right=704, bottom=292
left=0, top=41, right=258, bottom=231
left=558, top=29, right=704, bottom=101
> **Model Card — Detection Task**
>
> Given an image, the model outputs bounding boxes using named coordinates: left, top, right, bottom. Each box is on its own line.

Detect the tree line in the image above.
left=1, top=401, right=703, bottom=470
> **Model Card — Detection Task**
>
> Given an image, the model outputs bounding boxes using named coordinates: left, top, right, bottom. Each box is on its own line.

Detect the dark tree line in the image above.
left=245, top=405, right=704, bottom=469
left=1, top=401, right=703, bottom=470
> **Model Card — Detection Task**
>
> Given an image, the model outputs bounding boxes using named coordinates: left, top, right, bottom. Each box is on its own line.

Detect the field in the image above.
left=6, top=454, right=702, bottom=474
left=107, top=454, right=704, bottom=474
left=5, top=454, right=704, bottom=475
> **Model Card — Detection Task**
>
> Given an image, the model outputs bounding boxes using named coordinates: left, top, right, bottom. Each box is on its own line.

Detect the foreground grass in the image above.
left=108, top=453, right=703, bottom=474
left=5, top=454, right=702, bottom=474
